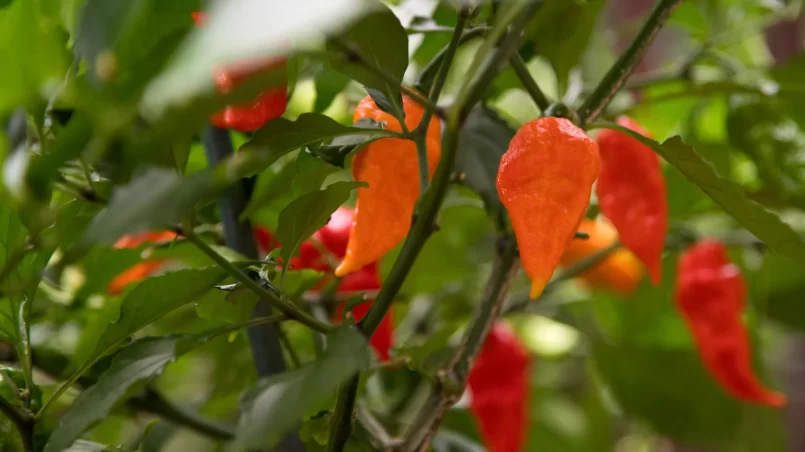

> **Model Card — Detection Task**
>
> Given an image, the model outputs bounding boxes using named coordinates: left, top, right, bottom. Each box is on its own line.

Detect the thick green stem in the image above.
left=578, top=0, right=682, bottom=125
left=327, top=376, right=360, bottom=452
left=509, top=52, right=551, bottom=111
left=414, top=26, right=488, bottom=94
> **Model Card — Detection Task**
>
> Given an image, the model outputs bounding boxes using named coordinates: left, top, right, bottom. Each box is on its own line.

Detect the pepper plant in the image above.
left=1, top=0, right=804, bottom=450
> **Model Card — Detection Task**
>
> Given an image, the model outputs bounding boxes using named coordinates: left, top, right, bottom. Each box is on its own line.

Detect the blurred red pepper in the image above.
left=107, top=231, right=178, bottom=294
left=595, top=116, right=667, bottom=285
left=192, top=12, right=288, bottom=132
left=676, top=240, right=786, bottom=407
left=468, top=323, right=530, bottom=452
left=254, top=207, right=394, bottom=361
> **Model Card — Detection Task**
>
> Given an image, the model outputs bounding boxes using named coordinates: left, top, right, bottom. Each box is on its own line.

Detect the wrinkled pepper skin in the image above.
left=468, top=323, right=530, bottom=452
left=255, top=207, right=394, bottom=361
left=596, top=116, right=667, bottom=285
left=497, top=117, right=600, bottom=299
left=676, top=240, right=786, bottom=407
left=192, top=12, right=288, bottom=132
left=107, top=231, right=178, bottom=294
left=334, top=94, right=442, bottom=277
left=560, top=218, right=643, bottom=296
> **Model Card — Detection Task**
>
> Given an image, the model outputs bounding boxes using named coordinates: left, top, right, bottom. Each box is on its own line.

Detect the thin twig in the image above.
left=402, top=236, right=520, bottom=451
left=578, top=0, right=683, bottom=125
left=509, top=52, right=551, bottom=111
left=183, top=231, right=331, bottom=334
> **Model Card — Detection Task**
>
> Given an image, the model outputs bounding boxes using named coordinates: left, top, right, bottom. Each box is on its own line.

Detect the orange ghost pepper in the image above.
left=596, top=116, right=667, bottom=285
left=334, top=94, right=442, bottom=277
left=497, top=117, right=600, bottom=299
left=192, top=12, right=287, bottom=132
left=107, top=231, right=178, bottom=294
left=676, top=240, right=786, bottom=407
left=560, top=218, right=643, bottom=296
left=468, top=323, right=530, bottom=452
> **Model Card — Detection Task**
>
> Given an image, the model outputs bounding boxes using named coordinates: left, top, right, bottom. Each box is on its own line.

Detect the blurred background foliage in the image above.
left=2, top=0, right=805, bottom=451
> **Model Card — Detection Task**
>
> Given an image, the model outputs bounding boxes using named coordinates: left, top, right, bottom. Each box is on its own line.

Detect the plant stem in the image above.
left=131, top=389, right=235, bottom=440
left=0, top=394, right=33, bottom=451
left=414, top=26, right=489, bottom=94
left=184, top=231, right=331, bottom=333
left=402, top=235, right=520, bottom=451
left=509, top=52, right=551, bottom=111
left=412, top=8, right=470, bottom=195
left=577, top=0, right=683, bottom=125
left=328, top=376, right=360, bottom=452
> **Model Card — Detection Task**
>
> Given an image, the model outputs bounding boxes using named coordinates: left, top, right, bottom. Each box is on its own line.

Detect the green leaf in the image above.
left=236, top=327, right=370, bottom=449
left=455, top=106, right=515, bottom=218
left=726, top=95, right=805, bottom=204
left=80, top=266, right=228, bottom=371
left=276, top=181, right=364, bottom=275
left=76, top=168, right=213, bottom=250
left=309, top=118, right=385, bottom=167
left=239, top=113, right=385, bottom=176
left=328, top=6, right=408, bottom=116
left=283, top=269, right=324, bottom=299
left=592, top=341, right=741, bottom=446
left=0, top=0, right=69, bottom=114
left=45, top=336, right=197, bottom=452
left=196, top=285, right=258, bottom=325
left=525, top=0, right=604, bottom=94
left=314, top=67, right=350, bottom=113
left=74, top=247, right=143, bottom=300
left=242, top=151, right=337, bottom=222
left=609, top=129, right=805, bottom=271
left=750, top=253, right=805, bottom=331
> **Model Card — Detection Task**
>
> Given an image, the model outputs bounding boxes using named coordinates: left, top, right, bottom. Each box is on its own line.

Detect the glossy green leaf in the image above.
left=276, top=181, right=364, bottom=275
left=236, top=327, right=370, bottom=448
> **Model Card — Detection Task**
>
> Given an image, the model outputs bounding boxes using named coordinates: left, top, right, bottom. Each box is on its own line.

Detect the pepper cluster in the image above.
left=493, top=113, right=785, bottom=410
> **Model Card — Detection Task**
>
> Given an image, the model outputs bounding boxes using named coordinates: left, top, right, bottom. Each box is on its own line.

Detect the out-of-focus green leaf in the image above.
left=0, top=0, right=69, bottom=114
left=592, top=341, right=741, bottom=446
left=525, top=0, right=604, bottom=94
left=196, top=284, right=258, bottom=325
left=328, top=5, right=408, bottom=117
left=74, top=247, right=142, bottom=300
left=455, top=106, right=515, bottom=220
left=142, top=0, right=375, bottom=114
left=314, top=67, right=351, bottom=113
left=236, top=327, right=370, bottom=449
left=45, top=335, right=203, bottom=452
left=276, top=181, right=363, bottom=275
left=76, top=168, right=213, bottom=251
left=750, top=252, right=805, bottom=331
left=727, top=95, right=805, bottom=205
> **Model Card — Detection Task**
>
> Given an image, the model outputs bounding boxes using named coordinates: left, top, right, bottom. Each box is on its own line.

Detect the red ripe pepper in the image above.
left=676, top=240, right=786, bottom=407
left=595, top=116, right=667, bottom=285
left=332, top=262, right=393, bottom=362
left=107, top=231, right=178, bottom=294
left=254, top=207, right=394, bottom=361
left=468, top=323, right=530, bottom=452
left=192, top=12, right=288, bottom=132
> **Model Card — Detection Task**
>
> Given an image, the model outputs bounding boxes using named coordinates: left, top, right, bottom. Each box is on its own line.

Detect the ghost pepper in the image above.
left=497, top=117, right=600, bottom=299
left=596, top=116, right=667, bottom=284
left=560, top=218, right=644, bottom=296
left=192, top=12, right=288, bottom=132
left=335, top=94, right=442, bottom=277
left=468, top=323, right=530, bottom=452
left=676, top=240, right=786, bottom=407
